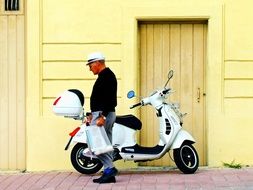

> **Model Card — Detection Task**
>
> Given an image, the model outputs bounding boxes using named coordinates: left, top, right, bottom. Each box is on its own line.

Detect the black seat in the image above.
left=115, top=114, right=142, bottom=130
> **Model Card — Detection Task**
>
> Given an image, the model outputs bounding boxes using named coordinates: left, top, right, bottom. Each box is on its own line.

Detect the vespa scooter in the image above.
left=52, top=70, right=199, bottom=175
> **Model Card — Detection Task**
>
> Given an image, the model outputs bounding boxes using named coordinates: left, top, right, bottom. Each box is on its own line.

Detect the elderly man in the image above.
left=86, top=52, right=118, bottom=183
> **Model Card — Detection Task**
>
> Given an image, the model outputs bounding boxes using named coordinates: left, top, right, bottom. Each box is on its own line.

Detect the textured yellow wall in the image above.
left=210, top=0, right=253, bottom=166
left=26, top=0, right=253, bottom=171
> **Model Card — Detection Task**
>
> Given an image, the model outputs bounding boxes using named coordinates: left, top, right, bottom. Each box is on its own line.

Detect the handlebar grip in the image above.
left=130, top=102, right=142, bottom=109
left=162, top=89, right=170, bottom=94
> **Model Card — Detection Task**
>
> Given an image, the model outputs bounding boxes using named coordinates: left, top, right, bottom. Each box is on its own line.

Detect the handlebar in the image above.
left=130, top=102, right=142, bottom=109
left=162, top=89, right=170, bottom=94
left=129, top=88, right=171, bottom=109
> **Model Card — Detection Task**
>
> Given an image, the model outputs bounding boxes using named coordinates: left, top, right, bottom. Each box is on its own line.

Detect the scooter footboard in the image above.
left=170, top=130, right=195, bottom=149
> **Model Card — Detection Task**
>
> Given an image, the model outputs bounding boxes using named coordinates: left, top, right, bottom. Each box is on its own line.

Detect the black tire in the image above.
left=70, top=143, right=103, bottom=174
left=173, top=142, right=199, bottom=174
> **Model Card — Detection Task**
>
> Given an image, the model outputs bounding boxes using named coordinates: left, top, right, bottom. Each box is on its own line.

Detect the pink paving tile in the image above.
left=56, top=172, right=81, bottom=190
left=71, top=174, right=91, bottom=188
left=142, top=175, right=157, bottom=183
left=5, top=173, right=34, bottom=190
left=126, top=183, right=141, bottom=190
left=115, top=176, right=130, bottom=185
left=44, top=172, right=72, bottom=188
left=112, top=185, right=126, bottom=190
left=69, top=186, right=84, bottom=190
left=156, top=184, right=170, bottom=190
left=129, top=175, right=143, bottom=184
left=185, top=182, right=201, bottom=189
left=245, top=181, right=253, bottom=187
left=140, top=184, right=156, bottom=190
left=30, top=172, right=59, bottom=189
left=168, top=184, right=186, bottom=190
left=225, top=174, right=241, bottom=183
left=0, top=174, right=21, bottom=190
left=97, top=183, right=114, bottom=190
left=238, top=174, right=253, bottom=182
left=18, top=173, right=46, bottom=190
left=0, top=175, right=9, bottom=183
left=82, top=183, right=99, bottom=190
left=156, top=176, right=170, bottom=184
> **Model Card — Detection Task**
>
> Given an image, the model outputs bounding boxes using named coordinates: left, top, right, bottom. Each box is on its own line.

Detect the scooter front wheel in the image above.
left=71, top=143, right=103, bottom=174
left=173, top=142, right=199, bottom=174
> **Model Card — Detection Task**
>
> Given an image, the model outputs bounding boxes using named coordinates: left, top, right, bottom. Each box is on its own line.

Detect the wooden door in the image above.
left=139, top=22, right=206, bottom=166
left=0, top=0, right=25, bottom=170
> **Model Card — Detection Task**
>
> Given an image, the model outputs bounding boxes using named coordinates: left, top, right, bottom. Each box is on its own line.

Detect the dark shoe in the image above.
left=98, top=167, right=118, bottom=184
left=93, top=176, right=116, bottom=183
left=93, top=176, right=103, bottom=183
left=99, top=176, right=116, bottom=183
left=93, top=167, right=118, bottom=183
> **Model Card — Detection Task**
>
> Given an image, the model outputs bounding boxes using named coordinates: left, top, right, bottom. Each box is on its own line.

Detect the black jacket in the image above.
left=90, top=68, right=117, bottom=116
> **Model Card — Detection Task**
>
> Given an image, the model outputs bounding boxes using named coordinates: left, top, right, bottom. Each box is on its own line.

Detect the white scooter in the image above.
left=53, top=70, right=199, bottom=175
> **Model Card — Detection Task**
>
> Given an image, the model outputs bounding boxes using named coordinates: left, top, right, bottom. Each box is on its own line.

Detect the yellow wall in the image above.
left=26, top=0, right=253, bottom=171
left=211, top=0, right=253, bottom=166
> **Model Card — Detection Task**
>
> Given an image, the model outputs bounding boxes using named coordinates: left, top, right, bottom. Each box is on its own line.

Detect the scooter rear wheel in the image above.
left=173, top=142, right=199, bottom=174
left=71, top=143, right=103, bottom=174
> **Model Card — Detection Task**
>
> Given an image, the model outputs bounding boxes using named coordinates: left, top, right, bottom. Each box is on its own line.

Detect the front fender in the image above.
left=170, top=130, right=195, bottom=149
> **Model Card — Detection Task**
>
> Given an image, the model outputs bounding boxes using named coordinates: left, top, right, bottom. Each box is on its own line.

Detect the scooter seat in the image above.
left=115, top=114, right=142, bottom=130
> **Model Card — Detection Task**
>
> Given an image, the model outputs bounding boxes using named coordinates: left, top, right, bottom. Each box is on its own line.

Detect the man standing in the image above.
left=86, top=52, right=118, bottom=183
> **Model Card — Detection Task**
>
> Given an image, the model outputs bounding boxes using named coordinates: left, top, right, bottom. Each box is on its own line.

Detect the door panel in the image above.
left=0, top=14, right=25, bottom=170
left=139, top=22, right=206, bottom=166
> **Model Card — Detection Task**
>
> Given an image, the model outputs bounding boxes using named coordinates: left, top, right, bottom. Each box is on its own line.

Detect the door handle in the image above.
left=197, top=88, right=200, bottom=103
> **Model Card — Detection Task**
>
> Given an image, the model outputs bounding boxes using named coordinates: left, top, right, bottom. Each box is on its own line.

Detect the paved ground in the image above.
left=0, top=167, right=253, bottom=190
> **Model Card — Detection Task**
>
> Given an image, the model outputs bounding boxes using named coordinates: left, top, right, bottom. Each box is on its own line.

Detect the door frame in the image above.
left=122, top=4, right=224, bottom=166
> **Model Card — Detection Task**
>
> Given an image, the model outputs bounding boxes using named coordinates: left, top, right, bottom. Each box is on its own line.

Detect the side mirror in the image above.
left=164, top=70, right=174, bottom=88
left=168, top=70, right=174, bottom=80
left=127, top=90, right=135, bottom=99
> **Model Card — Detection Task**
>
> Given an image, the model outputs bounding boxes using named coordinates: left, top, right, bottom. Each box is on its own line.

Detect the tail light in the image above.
left=69, top=127, right=81, bottom=137
left=53, top=96, right=61, bottom=105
